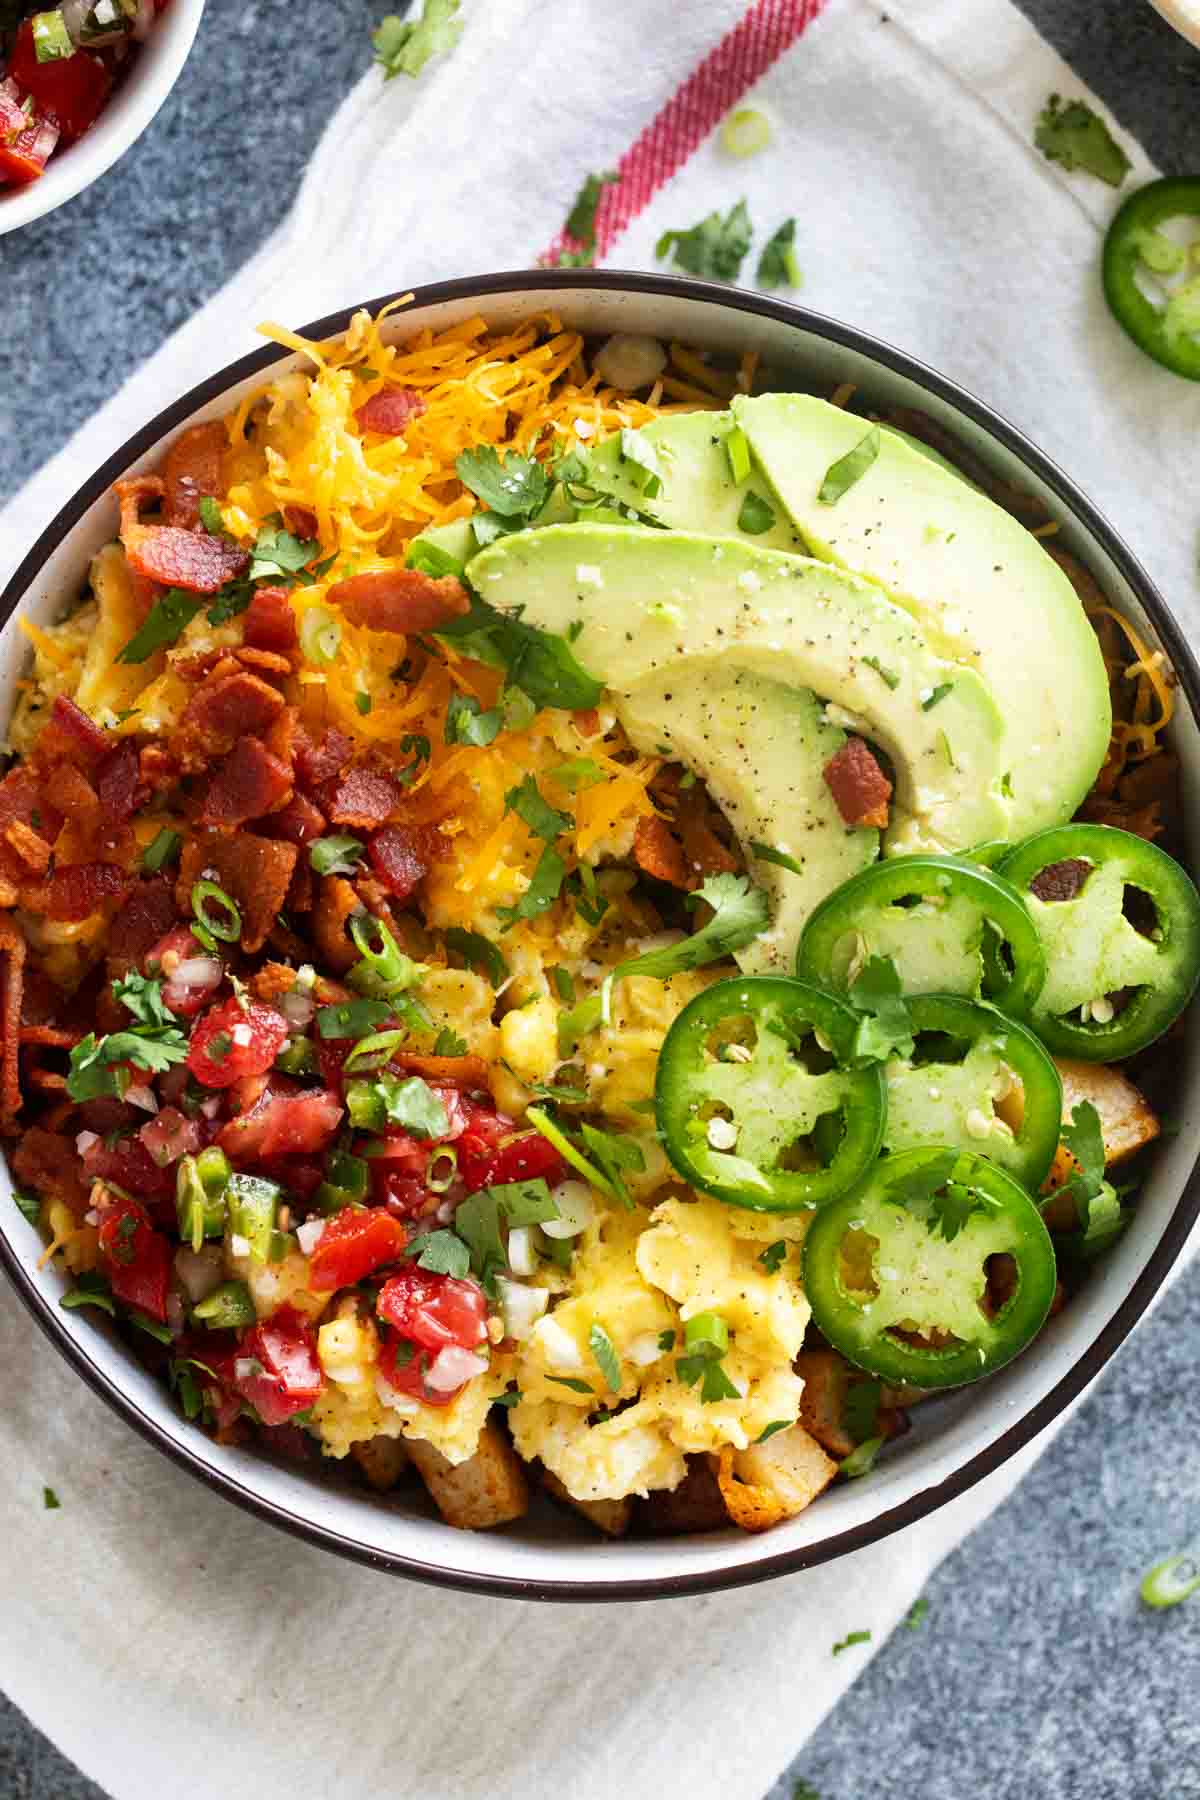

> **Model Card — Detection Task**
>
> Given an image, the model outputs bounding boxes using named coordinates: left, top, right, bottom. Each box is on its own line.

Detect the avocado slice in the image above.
left=620, top=665, right=877, bottom=972
left=732, top=393, right=1111, bottom=839
left=467, top=524, right=1013, bottom=965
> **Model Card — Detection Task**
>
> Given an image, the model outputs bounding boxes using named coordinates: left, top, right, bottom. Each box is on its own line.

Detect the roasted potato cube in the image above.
left=717, top=1425, right=837, bottom=1533
left=635, top=1457, right=730, bottom=1535
left=796, top=1349, right=910, bottom=1460
left=349, top=1435, right=410, bottom=1492
left=1055, top=1058, right=1160, bottom=1166
left=541, top=1470, right=631, bottom=1538
left=407, top=1422, right=529, bottom=1531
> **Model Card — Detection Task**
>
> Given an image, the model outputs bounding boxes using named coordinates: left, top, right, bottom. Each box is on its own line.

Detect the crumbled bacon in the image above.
left=108, top=877, right=180, bottom=967
left=116, top=476, right=249, bottom=595
left=4, top=819, right=51, bottom=875
left=139, top=744, right=179, bottom=795
left=319, top=766, right=406, bottom=829
left=163, top=421, right=226, bottom=529
left=286, top=860, right=315, bottom=914
left=0, top=765, right=60, bottom=891
left=260, top=791, right=326, bottom=847
left=95, top=740, right=148, bottom=823
left=327, top=568, right=471, bottom=635
left=12, top=1126, right=89, bottom=1213
left=633, top=814, right=693, bottom=890
left=295, top=727, right=352, bottom=795
left=823, top=738, right=892, bottom=829
left=175, top=830, right=298, bottom=954
left=676, top=787, right=739, bottom=879
left=282, top=506, right=319, bottom=542
left=34, top=862, right=130, bottom=922
left=368, top=823, right=437, bottom=900
left=48, top=696, right=110, bottom=765
left=243, top=585, right=298, bottom=655
left=355, top=386, right=426, bottom=437
left=173, top=671, right=285, bottom=769
left=199, top=736, right=293, bottom=830
left=312, top=875, right=361, bottom=973
left=235, top=647, right=293, bottom=678
left=0, top=917, right=26, bottom=1126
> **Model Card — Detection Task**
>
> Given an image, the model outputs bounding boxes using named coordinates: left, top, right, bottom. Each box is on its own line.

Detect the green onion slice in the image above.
left=343, top=1029, right=406, bottom=1072
left=720, top=107, right=771, bottom=158
left=299, top=605, right=342, bottom=667
left=191, top=880, right=242, bottom=944
left=1141, top=1550, right=1200, bottom=1610
left=426, top=1145, right=459, bottom=1193
left=683, top=1311, right=729, bottom=1357
left=143, top=828, right=181, bottom=873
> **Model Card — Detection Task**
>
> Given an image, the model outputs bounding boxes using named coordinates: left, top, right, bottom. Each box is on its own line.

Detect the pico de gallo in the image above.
left=2, top=306, right=1193, bottom=1541
left=0, top=0, right=169, bottom=188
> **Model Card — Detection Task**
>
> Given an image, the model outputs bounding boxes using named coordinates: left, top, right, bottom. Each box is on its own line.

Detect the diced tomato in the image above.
left=0, top=78, right=25, bottom=140
left=9, top=21, right=112, bottom=144
left=368, top=1129, right=435, bottom=1216
left=83, top=1131, right=176, bottom=1204
left=217, top=1080, right=343, bottom=1162
left=97, top=1195, right=172, bottom=1323
left=377, top=1267, right=488, bottom=1353
left=139, top=1105, right=203, bottom=1169
left=375, top=1332, right=448, bottom=1406
left=306, top=1207, right=408, bottom=1292
left=223, top=1309, right=323, bottom=1427
left=147, top=925, right=225, bottom=1018
left=458, top=1123, right=567, bottom=1193
left=186, top=996, right=289, bottom=1089
left=0, top=115, right=58, bottom=185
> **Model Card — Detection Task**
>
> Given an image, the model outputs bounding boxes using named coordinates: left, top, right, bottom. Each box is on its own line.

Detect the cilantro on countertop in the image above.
left=373, top=0, right=462, bottom=79
left=831, top=1629, right=872, bottom=1655
left=1035, top=94, right=1131, bottom=188
left=656, top=198, right=753, bottom=283
left=550, top=168, right=618, bottom=266
left=757, top=217, right=801, bottom=290
left=43, top=1486, right=60, bottom=1510
left=904, top=1596, right=930, bottom=1630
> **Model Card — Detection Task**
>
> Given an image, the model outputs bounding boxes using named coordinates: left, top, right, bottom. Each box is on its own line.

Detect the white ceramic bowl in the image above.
left=1147, top=0, right=1200, bottom=47
left=0, top=0, right=204, bottom=236
left=2, top=271, right=1198, bottom=1601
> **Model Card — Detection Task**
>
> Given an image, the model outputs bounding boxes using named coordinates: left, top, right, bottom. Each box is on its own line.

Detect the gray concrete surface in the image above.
left=2, top=0, right=1200, bottom=1796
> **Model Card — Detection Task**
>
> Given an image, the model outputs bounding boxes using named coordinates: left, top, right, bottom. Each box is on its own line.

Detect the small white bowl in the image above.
left=0, top=0, right=204, bottom=236
left=1147, top=0, right=1200, bottom=48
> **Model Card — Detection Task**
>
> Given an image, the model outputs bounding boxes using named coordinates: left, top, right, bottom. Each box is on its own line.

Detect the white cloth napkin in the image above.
left=2, top=2, right=1198, bottom=1797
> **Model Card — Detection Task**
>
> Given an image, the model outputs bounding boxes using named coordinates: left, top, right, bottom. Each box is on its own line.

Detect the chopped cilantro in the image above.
left=59, top=1272, right=116, bottom=1317
left=842, top=1378, right=881, bottom=1445
left=495, top=844, right=568, bottom=928
left=676, top=1354, right=740, bottom=1404
left=757, top=217, right=802, bottom=289
left=111, top=969, right=175, bottom=1030
left=445, top=691, right=502, bottom=747
left=759, top=1240, right=788, bottom=1274
left=13, top=1190, right=41, bottom=1224
left=588, top=1323, right=622, bottom=1393
left=737, top=490, right=777, bottom=534
left=248, top=524, right=320, bottom=584
left=831, top=1629, right=872, bottom=1655
left=455, top=444, right=552, bottom=524
left=839, top=1435, right=884, bottom=1479
left=454, top=1178, right=560, bottom=1293
left=309, top=835, right=366, bottom=877
left=549, top=757, right=604, bottom=792
left=505, top=773, right=571, bottom=840
left=862, top=654, right=900, bottom=690
left=66, top=1020, right=188, bottom=1101
left=818, top=426, right=880, bottom=505
left=750, top=841, right=803, bottom=875
left=551, top=965, right=576, bottom=1005
left=436, top=588, right=604, bottom=711
left=921, top=682, right=954, bottom=711
left=547, top=1375, right=595, bottom=1394
left=756, top=1420, right=791, bottom=1443
left=432, top=1026, right=468, bottom=1057
left=372, top=0, right=462, bottom=79
left=618, top=427, right=664, bottom=498
left=115, top=589, right=203, bottom=664
left=1035, top=94, right=1130, bottom=188
left=656, top=198, right=753, bottom=283
left=354, top=691, right=373, bottom=717
left=578, top=1122, right=644, bottom=1208
left=42, top=1486, right=60, bottom=1511
left=904, top=1596, right=930, bottom=1630
left=406, top=1229, right=470, bottom=1278
left=657, top=1329, right=676, bottom=1352
left=845, top=954, right=915, bottom=1064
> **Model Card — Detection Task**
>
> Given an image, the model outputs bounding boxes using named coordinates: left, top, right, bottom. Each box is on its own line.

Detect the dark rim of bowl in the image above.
left=1, top=267, right=1198, bottom=1604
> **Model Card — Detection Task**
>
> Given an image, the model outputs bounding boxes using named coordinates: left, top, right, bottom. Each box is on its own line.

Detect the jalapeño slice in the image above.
left=803, top=1146, right=1057, bottom=1389
left=654, top=976, right=885, bottom=1212
left=999, top=824, right=1200, bottom=1061
left=883, top=995, right=1063, bottom=1191
left=1102, top=177, right=1200, bottom=381
left=795, top=854, right=1045, bottom=1018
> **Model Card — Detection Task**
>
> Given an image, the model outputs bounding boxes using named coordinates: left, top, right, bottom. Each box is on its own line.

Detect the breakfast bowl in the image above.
left=0, top=0, right=204, bottom=237
left=1, top=269, right=1197, bottom=1602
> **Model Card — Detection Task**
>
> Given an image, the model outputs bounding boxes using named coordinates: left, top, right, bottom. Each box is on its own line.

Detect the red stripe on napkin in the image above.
left=539, top=0, right=827, bottom=267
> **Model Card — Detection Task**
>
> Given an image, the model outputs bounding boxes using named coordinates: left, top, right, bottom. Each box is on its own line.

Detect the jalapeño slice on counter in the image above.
left=654, top=976, right=885, bottom=1212
left=1102, top=177, right=1200, bottom=380
left=795, top=854, right=1045, bottom=1018
left=883, top=995, right=1063, bottom=1192
left=803, top=1146, right=1057, bottom=1389
left=999, top=824, right=1200, bottom=1061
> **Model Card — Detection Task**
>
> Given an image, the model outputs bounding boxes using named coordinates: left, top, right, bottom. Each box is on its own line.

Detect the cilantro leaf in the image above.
left=757, top=1420, right=791, bottom=1443
left=406, top=1229, right=470, bottom=1278
left=376, top=1075, right=449, bottom=1139
left=921, top=682, right=954, bottom=712
left=436, top=589, right=604, bottom=711
left=248, top=524, right=320, bottom=585
left=904, top=1597, right=930, bottom=1630
left=495, top=844, right=568, bottom=928
left=455, top=1178, right=559, bottom=1294
left=432, top=1026, right=468, bottom=1057
left=1034, top=94, right=1131, bottom=188
left=1060, top=1100, right=1106, bottom=1213
left=66, top=1023, right=188, bottom=1101
left=13, top=1190, right=41, bottom=1224
left=562, top=169, right=617, bottom=260
left=657, top=1329, right=676, bottom=1352
left=111, top=970, right=176, bottom=1030
left=759, top=1240, right=788, bottom=1275
left=862, top=655, right=900, bottom=690
left=550, top=757, right=605, bottom=792
left=884, top=1148, right=962, bottom=1213
left=505, top=774, right=571, bottom=841
left=750, top=842, right=803, bottom=876
left=443, top=926, right=508, bottom=987
left=205, top=581, right=253, bottom=627
left=309, top=835, right=367, bottom=877
left=445, top=692, right=502, bottom=747
left=633, top=873, right=769, bottom=977
left=737, top=490, right=777, bottom=535
left=656, top=198, right=753, bottom=283
left=115, top=589, right=203, bottom=664
left=818, top=426, right=880, bottom=505
left=588, top=1323, right=622, bottom=1393
left=831, top=1630, right=872, bottom=1655
left=756, top=216, right=801, bottom=289
left=578, top=1122, right=644, bottom=1208
left=372, top=0, right=462, bottom=79
left=59, top=1272, right=116, bottom=1316
left=43, top=1486, right=61, bottom=1510
left=928, top=1179, right=985, bottom=1244
left=842, top=1379, right=881, bottom=1445
left=845, top=954, right=914, bottom=1064
left=839, top=1434, right=884, bottom=1479
left=617, top=427, right=664, bottom=498
left=455, top=445, right=552, bottom=522
left=547, top=1376, right=594, bottom=1394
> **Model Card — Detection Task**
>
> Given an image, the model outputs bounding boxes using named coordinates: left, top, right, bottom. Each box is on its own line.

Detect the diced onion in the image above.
left=375, top=1374, right=419, bottom=1416
left=496, top=1277, right=548, bottom=1341
left=126, top=1084, right=158, bottom=1114
left=532, top=1314, right=586, bottom=1372
left=592, top=334, right=667, bottom=392
left=281, top=987, right=316, bottom=1029
left=234, top=1358, right=261, bottom=1383
left=628, top=1331, right=665, bottom=1367
left=173, top=956, right=223, bottom=989
left=174, top=1244, right=223, bottom=1304
left=296, top=1217, right=326, bottom=1255
left=229, top=1233, right=251, bottom=1259
left=423, top=1346, right=489, bottom=1393
left=199, top=1096, right=221, bottom=1120
left=75, top=1130, right=99, bottom=1156
left=506, top=1224, right=537, bottom=1277
left=541, top=1179, right=594, bottom=1239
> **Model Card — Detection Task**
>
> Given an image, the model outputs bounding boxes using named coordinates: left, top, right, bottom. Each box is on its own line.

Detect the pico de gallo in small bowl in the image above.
left=1, top=295, right=1197, bottom=1556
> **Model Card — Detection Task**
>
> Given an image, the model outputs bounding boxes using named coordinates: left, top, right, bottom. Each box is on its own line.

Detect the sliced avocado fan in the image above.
left=578, top=398, right=1112, bottom=842
left=467, top=524, right=1012, bottom=970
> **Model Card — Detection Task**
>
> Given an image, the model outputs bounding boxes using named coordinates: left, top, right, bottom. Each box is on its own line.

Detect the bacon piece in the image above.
left=12, top=1127, right=90, bottom=1215
left=319, top=766, right=406, bottom=829
left=295, top=727, right=353, bottom=795
left=355, top=386, right=426, bottom=437
left=199, top=736, right=293, bottom=830
left=108, top=876, right=180, bottom=967
left=327, top=568, right=471, bottom=635
left=29, top=862, right=129, bottom=921
left=243, top=585, right=299, bottom=654
left=633, top=814, right=692, bottom=890
left=236, top=647, right=293, bottom=677
left=261, top=791, right=326, bottom=847
left=163, top=421, right=226, bottom=529
left=4, top=818, right=52, bottom=876
left=286, top=860, right=315, bottom=914
left=391, top=1052, right=489, bottom=1088
left=95, top=740, right=148, bottom=823
left=139, top=743, right=179, bottom=795
left=0, top=917, right=25, bottom=1126
left=173, top=671, right=285, bottom=769
left=49, top=695, right=109, bottom=765
left=0, top=764, right=61, bottom=889
left=126, top=524, right=249, bottom=594
left=19, top=1024, right=82, bottom=1048
left=677, top=788, right=739, bottom=879
left=823, top=738, right=892, bottom=829
left=368, top=823, right=436, bottom=900
left=282, top=506, right=319, bottom=542
left=175, top=830, right=298, bottom=954
left=249, top=963, right=299, bottom=1004
left=312, top=875, right=361, bottom=973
